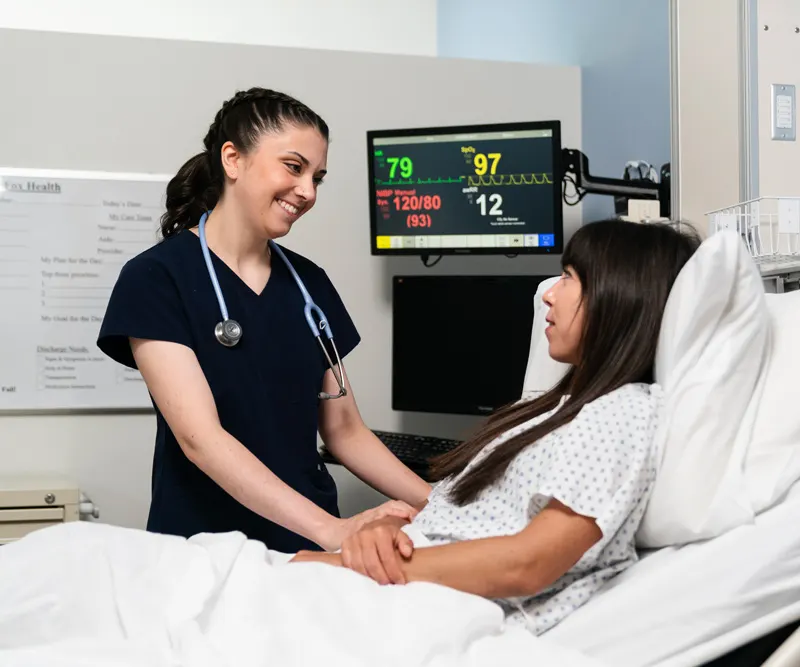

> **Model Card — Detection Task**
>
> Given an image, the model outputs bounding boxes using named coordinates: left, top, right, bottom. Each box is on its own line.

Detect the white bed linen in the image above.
left=548, top=480, right=800, bottom=667
left=0, top=521, right=601, bottom=667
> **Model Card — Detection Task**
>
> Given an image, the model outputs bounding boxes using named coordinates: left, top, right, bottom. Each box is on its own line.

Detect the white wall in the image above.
left=756, top=0, right=800, bottom=196
left=671, top=0, right=742, bottom=231
left=0, top=0, right=438, bottom=56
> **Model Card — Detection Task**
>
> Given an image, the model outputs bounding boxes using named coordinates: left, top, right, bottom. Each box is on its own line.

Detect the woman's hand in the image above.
left=319, top=500, right=419, bottom=552
left=341, top=516, right=415, bottom=585
left=294, top=516, right=415, bottom=586
left=290, top=551, right=343, bottom=566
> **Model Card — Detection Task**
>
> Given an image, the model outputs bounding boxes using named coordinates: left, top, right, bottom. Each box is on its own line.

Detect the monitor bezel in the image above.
left=367, top=119, right=564, bottom=257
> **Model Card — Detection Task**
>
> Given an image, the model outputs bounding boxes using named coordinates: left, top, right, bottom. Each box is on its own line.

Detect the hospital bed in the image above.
left=1, top=231, right=800, bottom=667
left=2, top=486, right=797, bottom=667
left=548, top=478, right=800, bottom=666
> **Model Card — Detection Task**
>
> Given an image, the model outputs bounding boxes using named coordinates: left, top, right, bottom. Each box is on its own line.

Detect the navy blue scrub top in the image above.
left=97, top=230, right=360, bottom=553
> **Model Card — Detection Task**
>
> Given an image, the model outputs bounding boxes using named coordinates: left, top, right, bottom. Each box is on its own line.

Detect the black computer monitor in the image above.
left=368, top=120, right=563, bottom=256
left=392, top=275, right=548, bottom=416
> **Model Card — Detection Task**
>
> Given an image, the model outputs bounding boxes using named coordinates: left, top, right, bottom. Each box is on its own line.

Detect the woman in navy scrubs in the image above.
left=98, top=87, right=431, bottom=553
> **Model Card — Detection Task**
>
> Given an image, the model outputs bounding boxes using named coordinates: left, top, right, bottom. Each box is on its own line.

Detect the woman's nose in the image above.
left=295, top=175, right=317, bottom=201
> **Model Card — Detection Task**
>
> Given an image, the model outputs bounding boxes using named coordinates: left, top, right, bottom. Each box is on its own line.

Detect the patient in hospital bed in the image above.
left=292, top=218, right=701, bottom=635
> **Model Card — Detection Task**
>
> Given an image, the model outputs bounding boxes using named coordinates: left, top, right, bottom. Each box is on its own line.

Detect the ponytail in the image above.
left=158, top=87, right=329, bottom=241
left=160, top=151, right=220, bottom=239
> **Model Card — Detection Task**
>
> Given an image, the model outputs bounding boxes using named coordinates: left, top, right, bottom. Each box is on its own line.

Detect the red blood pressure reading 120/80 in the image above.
left=394, top=194, right=440, bottom=228
left=394, top=194, right=442, bottom=211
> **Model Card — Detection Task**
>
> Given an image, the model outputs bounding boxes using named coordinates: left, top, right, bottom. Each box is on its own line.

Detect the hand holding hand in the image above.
left=341, top=515, right=415, bottom=585
left=321, top=499, right=418, bottom=552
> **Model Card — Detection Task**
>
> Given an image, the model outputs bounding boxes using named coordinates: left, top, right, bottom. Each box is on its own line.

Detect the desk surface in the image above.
left=0, top=475, right=78, bottom=493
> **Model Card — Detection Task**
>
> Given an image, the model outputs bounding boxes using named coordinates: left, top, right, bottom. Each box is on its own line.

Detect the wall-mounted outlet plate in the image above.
left=771, top=83, right=796, bottom=141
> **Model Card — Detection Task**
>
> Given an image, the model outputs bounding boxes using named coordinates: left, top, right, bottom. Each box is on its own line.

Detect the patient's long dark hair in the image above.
left=429, top=219, right=701, bottom=505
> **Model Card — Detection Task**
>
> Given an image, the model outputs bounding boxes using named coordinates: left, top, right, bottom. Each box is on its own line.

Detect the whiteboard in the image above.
left=0, top=168, right=171, bottom=412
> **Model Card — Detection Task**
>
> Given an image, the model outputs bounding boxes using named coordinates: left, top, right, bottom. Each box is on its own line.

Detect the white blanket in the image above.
left=0, top=522, right=601, bottom=667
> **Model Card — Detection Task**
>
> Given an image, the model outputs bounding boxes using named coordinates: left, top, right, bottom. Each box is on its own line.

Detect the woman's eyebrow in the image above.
left=287, top=151, right=327, bottom=175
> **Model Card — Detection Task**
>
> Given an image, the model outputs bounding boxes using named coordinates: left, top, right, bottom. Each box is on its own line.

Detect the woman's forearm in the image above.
left=401, top=504, right=599, bottom=599
left=401, top=536, right=551, bottom=599
left=132, top=340, right=342, bottom=551
left=180, top=426, right=340, bottom=550
left=292, top=535, right=553, bottom=600
left=291, top=499, right=599, bottom=600
left=326, top=424, right=431, bottom=508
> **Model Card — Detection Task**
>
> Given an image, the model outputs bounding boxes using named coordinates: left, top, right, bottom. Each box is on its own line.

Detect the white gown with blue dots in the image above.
left=411, top=383, right=663, bottom=635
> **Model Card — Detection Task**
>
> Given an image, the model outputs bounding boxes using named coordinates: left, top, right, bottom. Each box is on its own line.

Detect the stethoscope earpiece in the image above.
left=215, top=319, right=242, bottom=347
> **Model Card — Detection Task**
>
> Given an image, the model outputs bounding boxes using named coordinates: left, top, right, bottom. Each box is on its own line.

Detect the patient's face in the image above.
left=542, top=267, right=584, bottom=365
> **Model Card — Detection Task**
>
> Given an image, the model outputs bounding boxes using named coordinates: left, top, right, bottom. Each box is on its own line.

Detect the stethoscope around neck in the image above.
left=197, top=210, right=347, bottom=400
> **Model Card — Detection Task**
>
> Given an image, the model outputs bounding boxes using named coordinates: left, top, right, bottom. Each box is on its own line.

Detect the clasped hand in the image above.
left=292, top=512, right=416, bottom=586
left=341, top=514, right=415, bottom=585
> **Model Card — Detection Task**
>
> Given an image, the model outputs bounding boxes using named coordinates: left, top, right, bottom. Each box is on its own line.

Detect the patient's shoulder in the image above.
left=585, top=382, right=662, bottom=416
left=563, top=382, right=663, bottom=452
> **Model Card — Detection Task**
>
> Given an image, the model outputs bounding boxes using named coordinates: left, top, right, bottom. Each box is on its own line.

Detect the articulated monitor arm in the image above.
left=561, top=148, right=661, bottom=201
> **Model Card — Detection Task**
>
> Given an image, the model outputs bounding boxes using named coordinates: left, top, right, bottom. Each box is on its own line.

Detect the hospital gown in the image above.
left=411, top=382, right=663, bottom=635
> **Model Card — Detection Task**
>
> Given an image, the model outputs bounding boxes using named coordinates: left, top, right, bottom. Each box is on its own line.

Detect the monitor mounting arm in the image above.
left=561, top=148, right=660, bottom=201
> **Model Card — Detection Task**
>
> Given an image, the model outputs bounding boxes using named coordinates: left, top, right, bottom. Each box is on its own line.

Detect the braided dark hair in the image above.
left=160, top=88, right=329, bottom=238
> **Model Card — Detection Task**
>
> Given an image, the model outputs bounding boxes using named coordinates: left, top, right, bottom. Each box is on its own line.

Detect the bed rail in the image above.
left=761, top=625, right=800, bottom=667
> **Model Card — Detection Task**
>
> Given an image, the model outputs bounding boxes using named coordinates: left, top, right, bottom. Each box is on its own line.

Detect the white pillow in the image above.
left=743, top=290, right=800, bottom=513
left=636, top=230, right=770, bottom=547
left=521, top=276, right=569, bottom=398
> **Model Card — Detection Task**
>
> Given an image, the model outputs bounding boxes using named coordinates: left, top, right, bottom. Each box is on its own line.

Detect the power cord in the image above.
left=420, top=254, right=443, bottom=267
left=417, top=252, right=517, bottom=266
left=562, top=173, right=587, bottom=206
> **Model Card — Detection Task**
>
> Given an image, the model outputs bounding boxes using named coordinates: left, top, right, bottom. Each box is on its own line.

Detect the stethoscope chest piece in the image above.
left=215, top=319, right=242, bottom=347
left=198, top=210, right=348, bottom=399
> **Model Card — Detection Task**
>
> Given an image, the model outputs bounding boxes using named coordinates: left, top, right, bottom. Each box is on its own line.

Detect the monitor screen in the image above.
left=368, top=121, right=563, bottom=256
left=392, top=275, right=547, bottom=416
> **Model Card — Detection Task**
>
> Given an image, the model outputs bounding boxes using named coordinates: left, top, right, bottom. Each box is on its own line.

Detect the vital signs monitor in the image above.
left=367, top=120, right=563, bottom=256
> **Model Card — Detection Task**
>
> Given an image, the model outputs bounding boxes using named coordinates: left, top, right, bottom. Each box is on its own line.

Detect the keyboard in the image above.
left=319, top=430, right=463, bottom=480
left=373, top=430, right=462, bottom=469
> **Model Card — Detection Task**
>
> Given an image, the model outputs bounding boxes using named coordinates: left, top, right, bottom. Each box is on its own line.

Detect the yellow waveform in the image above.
left=467, top=173, right=552, bottom=186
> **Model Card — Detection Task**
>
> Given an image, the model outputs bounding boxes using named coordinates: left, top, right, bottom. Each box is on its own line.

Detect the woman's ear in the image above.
left=219, top=141, right=241, bottom=181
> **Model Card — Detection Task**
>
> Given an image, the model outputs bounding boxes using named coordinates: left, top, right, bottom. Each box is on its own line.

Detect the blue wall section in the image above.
left=438, top=0, right=670, bottom=222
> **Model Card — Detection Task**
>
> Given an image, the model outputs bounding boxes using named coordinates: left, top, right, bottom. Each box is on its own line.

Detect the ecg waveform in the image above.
left=467, top=173, right=553, bottom=186
left=374, top=173, right=552, bottom=187
left=374, top=177, right=465, bottom=186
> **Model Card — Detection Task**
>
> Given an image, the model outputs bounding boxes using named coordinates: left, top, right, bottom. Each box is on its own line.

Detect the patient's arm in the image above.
left=400, top=499, right=600, bottom=598
left=292, top=498, right=601, bottom=600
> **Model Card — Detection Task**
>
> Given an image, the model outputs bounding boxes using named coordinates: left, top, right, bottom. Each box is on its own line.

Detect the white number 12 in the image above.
left=476, top=193, right=503, bottom=216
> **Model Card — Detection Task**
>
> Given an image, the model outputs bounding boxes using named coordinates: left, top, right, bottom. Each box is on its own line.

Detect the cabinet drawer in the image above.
left=0, top=507, right=65, bottom=523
